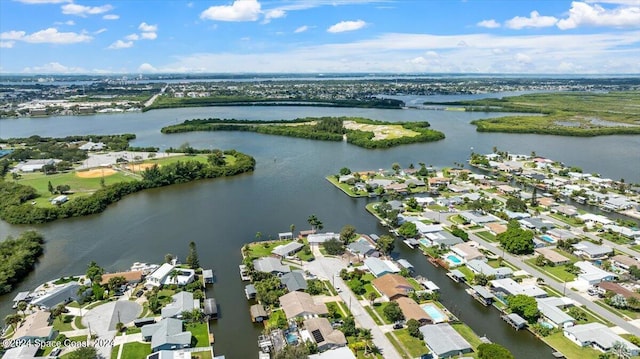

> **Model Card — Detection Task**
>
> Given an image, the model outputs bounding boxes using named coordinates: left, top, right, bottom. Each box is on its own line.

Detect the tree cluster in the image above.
left=0, top=230, right=44, bottom=295
left=497, top=221, right=534, bottom=255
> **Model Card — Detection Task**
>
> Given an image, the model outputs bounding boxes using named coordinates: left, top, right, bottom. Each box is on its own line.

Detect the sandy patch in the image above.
left=343, top=120, right=419, bottom=140
left=126, top=163, right=158, bottom=172
left=75, top=168, right=117, bottom=178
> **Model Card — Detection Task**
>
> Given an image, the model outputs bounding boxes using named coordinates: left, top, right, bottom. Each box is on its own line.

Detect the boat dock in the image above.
left=446, top=269, right=466, bottom=283
left=202, top=269, right=215, bottom=285
left=466, top=285, right=495, bottom=306
left=239, top=264, right=251, bottom=281
left=501, top=313, right=527, bottom=330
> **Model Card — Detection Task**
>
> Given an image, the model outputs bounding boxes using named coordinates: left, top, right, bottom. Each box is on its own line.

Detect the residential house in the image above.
left=250, top=304, right=269, bottom=323
left=146, top=351, right=192, bottom=359
left=11, top=311, right=55, bottom=343
left=307, top=233, right=338, bottom=245
left=161, top=291, right=199, bottom=319
left=603, top=196, right=635, bottom=211
left=308, top=347, right=356, bottom=359
left=272, top=242, right=304, bottom=258
left=371, top=274, right=414, bottom=300
left=459, top=211, right=499, bottom=226
left=486, top=222, right=507, bottom=236
left=466, top=259, right=513, bottom=279
left=347, top=238, right=376, bottom=257
left=490, top=278, right=547, bottom=298
left=554, top=205, right=578, bottom=217
left=253, top=257, right=291, bottom=276
left=423, top=231, right=463, bottom=248
left=534, top=248, right=571, bottom=266
left=280, top=271, right=308, bottom=292
left=595, top=282, right=640, bottom=302
left=419, top=323, right=473, bottom=359
left=279, top=292, right=328, bottom=320
left=578, top=214, right=613, bottom=227
left=575, top=261, right=617, bottom=286
left=564, top=323, right=640, bottom=355
left=537, top=297, right=575, bottom=328
left=395, top=297, right=432, bottom=324
left=572, top=242, right=613, bottom=261
left=31, top=283, right=82, bottom=310
left=363, top=257, right=401, bottom=277
left=451, top=242, right=485, bottom=263
left=518, top=217, right=555, bottom=232
left=141, top=318, right=191, bottom=352
left=604, top=225, right=640, bottom=242
left=610, top=255, right=640, bottom=271
left=303, top=317, right=347, bottom=352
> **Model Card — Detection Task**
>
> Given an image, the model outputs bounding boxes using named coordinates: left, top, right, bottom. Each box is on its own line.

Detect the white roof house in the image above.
left=307, top=232, right=338, bottom=245
left=564, top=323, right=640, bottom=355
left=575, top=261, right=617, bottom=285
left=572, top=241, right=613, bottom=260
left=537, top=297, right=575, bottom=328
left=363, top=257, right=401, bottom=277
left=419, top=323, right=472, bottom=358
left=147, top=263, right=175, bottom=287
left=490, top=278, right=547, bottom=298
left=466, top=259, right=513, bottom=279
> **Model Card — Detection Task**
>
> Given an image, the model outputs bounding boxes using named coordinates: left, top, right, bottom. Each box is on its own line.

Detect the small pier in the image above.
left=239, top=264, right=251, bottom=281
left=501, top=313, right=527, bottom=330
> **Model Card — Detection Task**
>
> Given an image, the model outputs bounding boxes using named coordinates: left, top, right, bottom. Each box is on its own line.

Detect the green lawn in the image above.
left=295, top=246, right=315, bottom=262
left=595, top=300, right=640, bottom=320
left=407, top=278, right=423, bottom=291
left=475, top=231, right=497, bottom=242
left=325, top=176, right=368, bottom=197
left=525, top=258, right=577, bottom=282
left=394, top=329, right=429, bottom=357
left=144, top=154, right=210, bottom=167
left=326, top=302, right=345, bottom=320
left=549, top=213, right=583, bottom=227
left=120, top=342, right=151, bottom=359
left=384, top=333, right=412, bottom=359
left=246, top=240, right=291, bottom=259
left=53, top=315, right=75, bottom=332
left=187, top=322, right=210, bottom=347
left=110, top=345, right=119, bottom=359
left=365, top=306, right=384, bottom=326
left=372, top=302, right=393, bottom=324
left=457, top=266, right=476, bottom=282
left=543, top=332, right=601, bottom=359
left=265, top=309, right=287, bottom=330
left=73, top=315, right=86, bottom=329
left=191, top=350, right=214, bottom=359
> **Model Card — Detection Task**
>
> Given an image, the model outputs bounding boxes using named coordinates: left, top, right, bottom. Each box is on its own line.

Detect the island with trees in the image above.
left=431, top=91, right=640, bottom=136
left=161, top=117, right=445, bottom=149
left=0, top=135, right=255, bottom=224
left=0, top=231, right=45, bottom=295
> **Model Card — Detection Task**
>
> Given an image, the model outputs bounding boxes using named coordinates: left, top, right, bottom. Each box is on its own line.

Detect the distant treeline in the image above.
left=0, top=150, right=255, bottom=224
left=161, top=117, right=444, bottom=148
left=471, top=118, right=640, bottom=136
left=0, top=230, right=44, bottom=295
left=145, top=96, right=404, bottom=111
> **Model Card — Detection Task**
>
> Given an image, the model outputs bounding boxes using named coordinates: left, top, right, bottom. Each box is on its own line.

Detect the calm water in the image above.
left=1, top=101, right=638, bottom=358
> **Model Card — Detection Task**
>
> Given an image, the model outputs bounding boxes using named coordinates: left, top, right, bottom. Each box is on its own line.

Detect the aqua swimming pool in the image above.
left=540, top=235, right=556, bottom=243
left=446, top=254, right=463, bottom=265
left=421, top=303, right=447, bottom=323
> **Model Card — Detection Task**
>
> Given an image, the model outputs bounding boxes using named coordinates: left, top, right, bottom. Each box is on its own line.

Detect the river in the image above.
left=0, top=99, right=638, bottom=358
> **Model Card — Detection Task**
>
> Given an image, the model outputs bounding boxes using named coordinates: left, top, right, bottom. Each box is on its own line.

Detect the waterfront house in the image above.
left=371, top=274, right=414, bottom=300
left=347, top=238, right=377, bottom=257
left=575, top=261, right=617, bottom=286
left=12, top=311, right=55, bottom=343
left=490, top=278, right=547, bottom=298
left=141, top=318, right=191, bottom=352
left=466, top=259, right=513, bottom=279
left=253, top=257, right=291, bottom=276
left=534, top=248, right=571, bottom=266
left=279, top=292, right=328, bottom=320
left=280, top=271, right=308, bottom=292
left=553, top=205, right=578, bottom=217
left=363, top=257, right=401, bottom=277
left=31, top=283, right=82, bottom=310
left=250, top=304, right=269, bottom=323
left=302, top=317, right=347, bottom=352
left=395, top=297, right=433, bottom=324
left=307, top=232, right=338, bottom=246
left=161, top=291, right=199, bottom=319
left=2, top=345, right=39, bottom=359
left=451, top=242, right=485, bottom=263
left=308, top=346, right=356, bottom=359
left=459, top=211, right=499, bottom=226
left=419, top=323, right=472, bottom=358
left=603, top=196, right=635, bottom=211
left=272, top=241, right=304, bottom=258
left=572, top=242, right=613, bottom=261
left=519, top=217, right=555, bottom=232
left=610, top=255, right=640, bottom=271
left=564, top=323, right=640, bottom=355
left=577, top=214, right=613, bottom=227
left=537, top=297, right=575, bottom=328
left=145, top=351, right=192, bottom=359
left=423, top=231, right=463, bottom=248
left=146, top=263, right=173, bottom=287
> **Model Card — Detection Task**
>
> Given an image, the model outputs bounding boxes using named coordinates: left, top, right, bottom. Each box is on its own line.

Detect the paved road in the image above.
left=303, top=254, right=403, bottom=359
left=423, top=208, right=640, bottom=336
left=143, top=85, right=167, bottom=108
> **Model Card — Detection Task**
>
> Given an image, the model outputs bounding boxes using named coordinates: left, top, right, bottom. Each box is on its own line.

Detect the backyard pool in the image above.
left=419, top=238, right=430, bottom=247
left=445, top=254, right=463, bottom=266
left=540, top=235, right=556, bottom=243
left=285, top=332, right=298, bottom=344
left=421, top=303, right=448, bottom=323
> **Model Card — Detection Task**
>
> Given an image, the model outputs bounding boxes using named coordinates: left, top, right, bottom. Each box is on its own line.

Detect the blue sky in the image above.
left=1, top=0, right=640, bottom=74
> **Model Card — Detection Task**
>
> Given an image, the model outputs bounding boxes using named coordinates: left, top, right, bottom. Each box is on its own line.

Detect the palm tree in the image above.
left=4, top=313, right=21, bottom=332
left=611, top=341, right=631, bottom=359
left=169, top=269, right=180, bottom=285
left=290, top=224, right=296, bottom=237
left=307, top=215, right=323, bottom=231
left=17, top=301, right=27, bottom=318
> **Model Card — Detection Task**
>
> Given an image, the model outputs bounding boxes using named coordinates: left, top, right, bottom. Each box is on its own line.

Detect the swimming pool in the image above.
left=540, top=235, right=556, bottom=243
left=285, top=332, right=298, bottom=344
left=421, top=303, right=447, bottom=323
left=419, top=238, right=430, bottom=247
left=445, top=254, right=463, bottom=266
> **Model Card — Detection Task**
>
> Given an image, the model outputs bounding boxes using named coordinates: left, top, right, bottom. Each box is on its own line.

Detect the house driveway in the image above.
left=82, top=300, right=142, bottom=359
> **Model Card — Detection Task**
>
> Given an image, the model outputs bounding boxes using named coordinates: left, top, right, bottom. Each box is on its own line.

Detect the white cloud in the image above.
left=54, top=20, right=75, bottom=26
left=477, top=19, right=501, bottom=28
left=125, top=33, right=139, bottom=41
left=327, top=20, right=367, bottom=33
left=425, top=51, right=439, bottom=57
left=103, top=14, right=119, bottom=20
left=22, top=62, right=86, bottom=73
left=506, top=11, right=558, bottom=29
left=14, top=0, right=70, bottom=3
left=263, top=9, right=286, bottom=23
left=557, top=1, right=640, bottom=29
left=61, top=3, right=113, bottom=17
left=200, top=0, right=261, bottom=22
left=515, top=52, right=532, bottom=63
left=138, top=63, right=157, bottom=72
left=107, top=40, right=132, bottom=49
left=585, top=0, right=640, bottom=4
left=141, top=32, right=157, bottom=40
left=294, top=25, right=309, bottom=33
left=138, top=22, right=158, bottom=32
left=94, top=28, right=107, bottom=34
left=0, top=41, right=15, bottom=48
left=1, top=28, right=92, bottom=44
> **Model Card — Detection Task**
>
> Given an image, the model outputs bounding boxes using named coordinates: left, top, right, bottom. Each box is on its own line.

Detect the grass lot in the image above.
left=393, top=329, right=428, bottom=358
left=372, top=302, right=393, bottom=324
left=191, top=350, right=214, bottom=359
left=365, top=306, right=384, bottom=326
left=245, top=240, right=291, bottom=259
left=543, top=332, right=601, bottom=359
left=143, top=154, right=210, bottom=167
left=475, top=231, right=497, bottom=242
left=407, top=278, right=423, bottom=291
left=598, top=231, right=632, bottom=245
left=326, top=302, right=345, bottom=320
left=187, top=322, right=210, bottom=347
left=457, top=266, right=476, bottom=282
left=326, top=176, right=368, bottom=197
left=295, top=246, right=315, bottom=262
left=11, top=170, right=135, bottom=206
left=265, top=309, right=287, bottom=330
left=157, top=288, right=177, bottom=306
left=448, top=215, right=467, bottom=225
left=110, top=345, right=119, bottom=359
left=384, top=333, right=412, bottom=359
left=595, top=300, right=640, bottom=320
left=73, top=315, right=86, bottom=329
left=343, top=120, right=421, bottom=140
left=52, top=315, right=75, bottom=332
left=120, top=342, right=151, bottom=359
left=359, top=273, right=380, bottom=300
left=549, top=213, right=583, bottom=227
left=525, top=258, right=577, bottom=282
